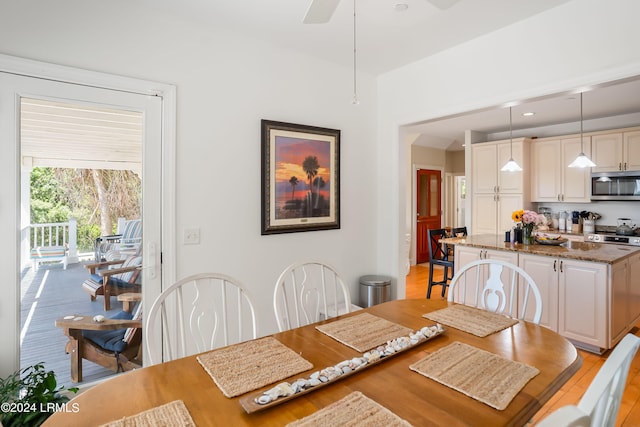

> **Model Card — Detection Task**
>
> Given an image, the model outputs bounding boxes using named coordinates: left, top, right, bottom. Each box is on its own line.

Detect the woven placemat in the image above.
left=197, top=336, right=313, bottom=398
left=315, top=312, right=413, bottom=352
left=422, top=304, right=519, bottom=337
left=286, top=391, right=413, bottom=427
left=410, top=341, right=539, bottom=410
left=99, top=400, right=195, bottom=427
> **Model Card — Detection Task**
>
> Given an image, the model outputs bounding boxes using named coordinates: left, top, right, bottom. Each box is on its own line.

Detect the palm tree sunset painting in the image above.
left=262, top=120, right=339, bottom=234
left=274, top=136, right=331, bottom=219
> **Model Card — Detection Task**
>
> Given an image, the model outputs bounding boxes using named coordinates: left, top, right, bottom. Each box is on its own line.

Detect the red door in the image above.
left=416, top=169, right=442, bottom=264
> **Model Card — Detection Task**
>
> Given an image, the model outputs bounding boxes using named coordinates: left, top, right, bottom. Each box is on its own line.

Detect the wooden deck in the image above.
left=20, top=260, right=130, bottom=388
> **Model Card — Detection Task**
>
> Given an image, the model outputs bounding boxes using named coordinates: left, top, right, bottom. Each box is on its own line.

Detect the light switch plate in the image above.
left=183, top=228, right=200, bottom=245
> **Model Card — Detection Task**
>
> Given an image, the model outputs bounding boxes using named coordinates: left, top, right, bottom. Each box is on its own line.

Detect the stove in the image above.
left=585, top=227, right=640, bottom=246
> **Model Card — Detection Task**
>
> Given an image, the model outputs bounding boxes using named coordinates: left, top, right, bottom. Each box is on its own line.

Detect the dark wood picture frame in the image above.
left=261, top=120, right=340, bottom=235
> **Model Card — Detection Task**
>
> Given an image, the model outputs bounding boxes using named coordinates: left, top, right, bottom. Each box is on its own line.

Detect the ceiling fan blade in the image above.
left=427, top=0, right=461, bottom=10
left=303, top=0, right=341, bottom=24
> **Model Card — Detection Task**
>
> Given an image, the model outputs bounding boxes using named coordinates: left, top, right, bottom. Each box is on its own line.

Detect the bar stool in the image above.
left=426, top=228, right=454, bottom=299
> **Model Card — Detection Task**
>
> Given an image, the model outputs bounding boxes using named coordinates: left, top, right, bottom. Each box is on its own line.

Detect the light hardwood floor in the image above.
left=406, top=263, right=640, bottom=426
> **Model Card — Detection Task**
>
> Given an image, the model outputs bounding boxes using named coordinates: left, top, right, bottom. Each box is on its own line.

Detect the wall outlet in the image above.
left=183, top=228, right=200, bottom=245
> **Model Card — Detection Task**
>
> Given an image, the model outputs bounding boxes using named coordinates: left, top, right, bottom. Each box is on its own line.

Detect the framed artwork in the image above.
left=261, top=120, right=340, bottom=235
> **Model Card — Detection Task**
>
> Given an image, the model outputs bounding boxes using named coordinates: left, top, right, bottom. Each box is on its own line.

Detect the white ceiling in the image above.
left=139, top=0, right=640, bottom=151
left=141, top=0, right=571, bottom=75
left=18, top=0, right=640, bottom=160
left=406, top=77, right=640, bottom=151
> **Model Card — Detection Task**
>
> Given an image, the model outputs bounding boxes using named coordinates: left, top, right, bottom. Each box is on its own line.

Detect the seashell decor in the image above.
left=254, top=324, right=445, bottom=405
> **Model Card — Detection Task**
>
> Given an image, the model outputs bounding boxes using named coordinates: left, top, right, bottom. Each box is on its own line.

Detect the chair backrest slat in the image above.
left=448, top=259, right=543, bottom=324
left=537, top=334, right=640, bottom=427
left=273, top=261, right=352, bottom=332
left=146, top=273, right=257, bottom=365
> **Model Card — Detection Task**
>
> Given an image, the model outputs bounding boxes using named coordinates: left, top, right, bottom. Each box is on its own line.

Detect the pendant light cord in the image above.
left=509, top=107, right=513, bottom=158
left=580, top=92, right=584, bottom=152
left=352, top=0, right=359, bottom=104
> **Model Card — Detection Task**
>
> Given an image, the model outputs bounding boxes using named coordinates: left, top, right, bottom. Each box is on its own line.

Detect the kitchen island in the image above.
left=448, top=234, right=640, bottom=353
left=447, top=234, right=640, bottom=264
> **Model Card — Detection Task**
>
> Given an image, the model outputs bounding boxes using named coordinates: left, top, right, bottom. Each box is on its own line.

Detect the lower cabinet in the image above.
left=518, top=254, right=560, bottom=331
left=456, top=247, right=639, bottom=352
left=557, top=258, right=607, bottom=350
left=611, top=252, right=640, bottom=345
left=520, top=253, right=607, bottom=349
left=453, top=246, right=519, bottom=313
left=518, top=253, right=608, bottom=351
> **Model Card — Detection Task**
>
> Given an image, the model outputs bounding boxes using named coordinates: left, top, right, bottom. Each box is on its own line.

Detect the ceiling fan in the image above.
left=303, top=0, right=461, bottom=24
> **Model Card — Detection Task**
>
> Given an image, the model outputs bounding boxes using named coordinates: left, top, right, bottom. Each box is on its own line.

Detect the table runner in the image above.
left=286, top=391, right=413, bottom=427
left=410, top=341, right=539, bottom=410
left=422, top=304, right=519, bottom=337
left=99, top=400, right=195, bottom=427
left=197, top=336, right=313, bottom=398
left=315, top=312, right=413, bottom=352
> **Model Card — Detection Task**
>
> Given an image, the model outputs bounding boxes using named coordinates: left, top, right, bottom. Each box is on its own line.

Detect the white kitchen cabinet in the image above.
left=531, top=137, right=591, bottom=203
left=520, top=254, right=608, bottom=349
left=472, top=193, right=523, bottom=235
left=611, top=258, right=629, bottom=345
left=629, top=252, right=640, bottom=325
left=558, top=259, right=607, bottom=350
left=611, top=252, right=640, bottom=345
left=453, top=246, right=518, bottom=309
left=472, top=139, right=526, bottom=194
left=518, top=254, right=559, bottom=331
left=455, top=246, right=518, bottom=268
left=471, top=138, right=530, bottom=235
left=592, top=130, right=640, bottom=172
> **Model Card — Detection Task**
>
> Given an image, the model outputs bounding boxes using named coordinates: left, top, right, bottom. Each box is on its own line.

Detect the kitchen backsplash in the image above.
left=533, top=201, right=639, bottom=227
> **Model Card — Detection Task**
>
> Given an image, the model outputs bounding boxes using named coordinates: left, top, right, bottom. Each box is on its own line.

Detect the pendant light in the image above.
left=351, top=0, right=359, bottom=105
left=501, top=107, right=523, bottom=172
left=568, top=92, right=596, bottom=168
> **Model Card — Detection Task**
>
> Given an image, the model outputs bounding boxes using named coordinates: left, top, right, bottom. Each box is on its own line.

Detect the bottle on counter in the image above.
left=551, top=213, right=559, bottom=230
left=559, top=211, right=567, bottom=232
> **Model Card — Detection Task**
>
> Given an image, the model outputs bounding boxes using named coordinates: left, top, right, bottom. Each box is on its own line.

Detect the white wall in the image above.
left=0, top=0, right=380, bottom=367
left=378, top=0, right=640, bottom=297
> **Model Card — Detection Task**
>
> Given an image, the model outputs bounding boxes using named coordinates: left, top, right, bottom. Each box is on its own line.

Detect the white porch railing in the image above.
left=28, top=219, right=78, bottom=270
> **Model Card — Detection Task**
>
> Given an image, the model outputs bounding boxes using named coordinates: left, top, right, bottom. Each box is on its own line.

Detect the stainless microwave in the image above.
left=591, top=171, right=640, bottom=201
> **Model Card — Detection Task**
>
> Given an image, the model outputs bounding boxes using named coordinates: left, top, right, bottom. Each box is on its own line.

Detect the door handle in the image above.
left=559, top=260, right=564, bottom=273
left=553, top=260, right=557, bottom=272
left=146, top=242, right=157, bottom=279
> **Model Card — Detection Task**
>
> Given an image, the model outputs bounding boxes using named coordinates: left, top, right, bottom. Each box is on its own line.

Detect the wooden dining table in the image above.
left=45, top=299, right=581, bottom=427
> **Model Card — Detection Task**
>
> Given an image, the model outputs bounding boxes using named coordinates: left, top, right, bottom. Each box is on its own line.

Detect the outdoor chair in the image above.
left=145, top=273, right=257, bottom=365
left=55, top=296, right=142, bottom=383
left=94, top=218, right=142, bottom=262
left=273, top=261, right=353, bottom=332
left=82, top=254, right=142, bottom=311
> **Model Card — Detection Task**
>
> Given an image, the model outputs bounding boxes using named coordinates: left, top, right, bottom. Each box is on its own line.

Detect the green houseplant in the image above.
left=0, top=363, right=78, bottom=427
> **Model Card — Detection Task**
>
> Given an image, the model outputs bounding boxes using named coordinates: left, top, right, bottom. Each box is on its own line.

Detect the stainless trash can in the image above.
left=359, top=275, right=391, bottom=308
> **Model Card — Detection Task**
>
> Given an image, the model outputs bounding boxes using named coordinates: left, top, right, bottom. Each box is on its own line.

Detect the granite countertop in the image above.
left=443, top=234, right=640, bottom=264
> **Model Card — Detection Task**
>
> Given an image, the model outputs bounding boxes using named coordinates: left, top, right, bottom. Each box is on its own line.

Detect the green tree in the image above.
left=30, top=167, right=141, bottom=252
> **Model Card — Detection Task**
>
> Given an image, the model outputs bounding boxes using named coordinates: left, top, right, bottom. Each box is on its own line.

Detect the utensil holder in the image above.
left=583, top=220, right=595, bottom=234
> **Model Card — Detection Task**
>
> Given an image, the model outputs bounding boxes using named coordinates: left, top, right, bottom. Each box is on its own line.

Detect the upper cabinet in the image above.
left=531, top=136, right=591, bottom=203
left=472, top=138, right=528, bottom=194
left=471, top=138, right=530, bottom=234
left=592, top=130, right=640, bottom=172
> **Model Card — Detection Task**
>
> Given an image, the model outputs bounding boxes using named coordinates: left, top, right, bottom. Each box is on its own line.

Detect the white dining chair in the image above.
left=447, top=259, right=543, bottom=324
left=273, top=261, right=352, bottom=332
left=146, top=273, right=257, bottom=365
left=536, top=333, right=640, bottom=427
